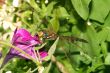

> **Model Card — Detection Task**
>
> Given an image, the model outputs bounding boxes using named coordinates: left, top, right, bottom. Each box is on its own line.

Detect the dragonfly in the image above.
left=37, top=29, right=88, bottom=43
left=37, top=28, right=88, bottom=68
left=37, top=28, right=88, bottom=55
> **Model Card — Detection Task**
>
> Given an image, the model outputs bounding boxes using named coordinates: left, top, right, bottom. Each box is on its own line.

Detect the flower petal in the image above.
left=39, top=51, right=48, bottom=58
left=0, top=54, right=14, bottom=68
left=15, top=29, right=33, bottom=41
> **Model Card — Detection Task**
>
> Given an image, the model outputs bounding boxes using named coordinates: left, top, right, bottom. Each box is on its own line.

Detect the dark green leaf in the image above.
left=26, top=68, right=32, bottom=73
left=47, top=37, right=59, bottom=60
left=43, top=62, right=52, bottom=73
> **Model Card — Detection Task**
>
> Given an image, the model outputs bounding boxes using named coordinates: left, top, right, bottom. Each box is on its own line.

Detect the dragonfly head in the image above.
left=38, top=30, right=57, bottom=40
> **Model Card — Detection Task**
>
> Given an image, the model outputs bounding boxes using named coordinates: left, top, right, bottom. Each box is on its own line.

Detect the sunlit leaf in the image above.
left=71, top=0, right=91, bottom=20
left=57, top=6, right=70, bottom=18
left=100, top=42, right=108, bottom=57
left=89, top=0, right=110, bottom=23
left=104, top=12, right=110, bottom=27
left=27, top=0, right=41, bottom=12
left=46, top=2, right=56, bottom=16
left=62, top=60, right=77, bottom=73
left=96, top=28, right=109, bottom=44
left=105, top=53, right=110, bottom=65
left=33, top=11, right=40, bottom=25
left=85, top=25, right=100, bottom=57
left=50, top=17, right=60, bottom=33
left=48, top=37, right=59, bottom=59
left=21, top=10, right=33, bottom=28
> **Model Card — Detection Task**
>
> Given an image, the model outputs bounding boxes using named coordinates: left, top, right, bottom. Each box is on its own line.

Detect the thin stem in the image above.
left=0, top=40, right=45, bottom=73
left=38, top=66, right=44, bottom=73
left=37, top=50, right=42, bottom=63
left=0, top=41, right=36, bottom=63
left=35, top=43, right=47, bottom=50
left=36, top=50, right=44, bottom=73
left=31, top=67, right=38, bottom=73
left=33, top=47, right=39, bottom=62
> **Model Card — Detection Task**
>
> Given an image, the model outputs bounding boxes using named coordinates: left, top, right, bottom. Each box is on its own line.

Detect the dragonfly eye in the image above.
left=43, top=33, right=49, bottom=38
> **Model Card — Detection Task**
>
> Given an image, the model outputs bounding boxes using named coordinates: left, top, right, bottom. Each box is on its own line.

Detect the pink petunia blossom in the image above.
left=1, top=28, right=48, bottom=68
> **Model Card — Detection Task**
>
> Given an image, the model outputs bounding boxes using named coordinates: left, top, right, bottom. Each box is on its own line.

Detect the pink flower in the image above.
left=1, top=28, right=48, bottom=68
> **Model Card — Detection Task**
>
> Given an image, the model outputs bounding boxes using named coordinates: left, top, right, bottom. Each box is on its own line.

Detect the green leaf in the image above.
left=21, top=10, right=33, bottom=28
left=102, top=12, right=110, bottom=41
left=48, top=6, right=64, bottom=33
left=105, top=53, right=110, bottom=65
left=46, top=2, right=56, bottom=16
left=50, top=17, right=60, bottom=33
left=87, top=57, right=104, bottom=73
left=41, top=4, right=47, bottom=18
left=85, top=25, right=100, bottom=57
left=62, top=60, right=77, bottom=73
left=104, top=12, right=110, bottom=27
left=68, top=16, right=78, bottom=24
left=71, top=0, right=91, bottom=20
left=48, top=37, right=59, bottom=59
left=100, top=42, right=108, bottom=57
left=28, top=0, right=41, bottom=12
left=57, top=6, right=70, bottom=18
left=89, top=0, right=110, bottom=23
left=33, top=11, right=41, bottom=27
left=26, top=68, right=32, bottom=73
left=103, top=12, right=110, bottom=41
left=72, top=26, right=81, bottom=36
left=80, top=52, right=92, bottom=65
left=40, top=2, right=56, bottom=18
left=43, top=62, right=52, bottom=73
left=106, top=30, right=110, bottom=42
left=96, top=28, right=109, bottom=44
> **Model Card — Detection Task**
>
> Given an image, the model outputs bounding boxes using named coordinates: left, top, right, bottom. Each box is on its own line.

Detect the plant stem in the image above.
left=0, top=40, right=44, bottom=73
left=38, top=66, right=44, bottom=73
left=0, top=41, right=36, bottom=63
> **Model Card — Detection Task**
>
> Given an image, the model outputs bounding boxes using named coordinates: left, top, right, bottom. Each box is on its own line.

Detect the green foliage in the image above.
left=1, top=0, right=110, bottom=73
left=89, top=0, right=110, bottom=23
left=71, top=0, right=91, bottom=20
